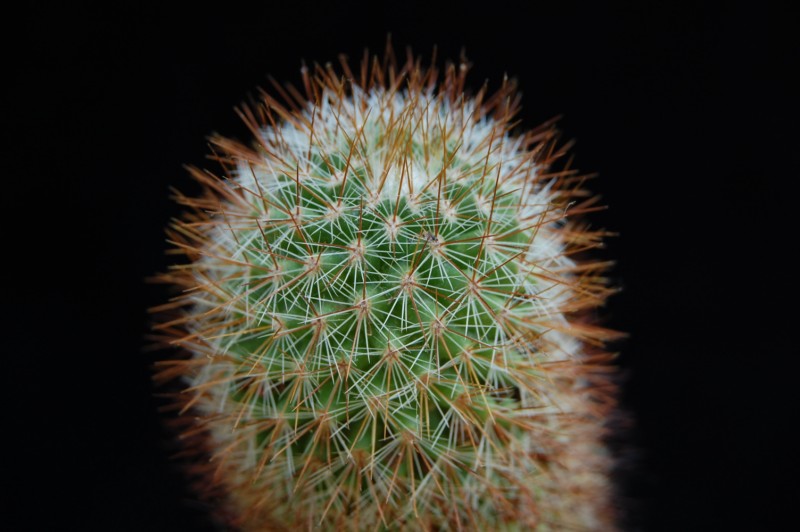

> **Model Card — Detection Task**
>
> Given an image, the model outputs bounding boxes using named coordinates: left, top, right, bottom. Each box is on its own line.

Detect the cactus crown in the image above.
left=156, top=51, right=618, bottom=531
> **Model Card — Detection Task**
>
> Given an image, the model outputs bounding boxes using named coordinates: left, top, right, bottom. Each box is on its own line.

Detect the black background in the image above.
left=8, top=1, right=797, bottom=530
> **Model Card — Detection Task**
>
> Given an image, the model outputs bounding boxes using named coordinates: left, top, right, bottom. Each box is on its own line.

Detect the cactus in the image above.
left=154, top=51, right=619, bottom=531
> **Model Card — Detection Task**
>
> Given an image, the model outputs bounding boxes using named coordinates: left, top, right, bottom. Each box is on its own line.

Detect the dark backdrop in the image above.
left=8, top=2, right=796, bottom=530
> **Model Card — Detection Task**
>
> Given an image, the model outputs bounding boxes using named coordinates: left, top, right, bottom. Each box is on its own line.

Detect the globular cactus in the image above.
left=154, top=50, right=620, bottom=531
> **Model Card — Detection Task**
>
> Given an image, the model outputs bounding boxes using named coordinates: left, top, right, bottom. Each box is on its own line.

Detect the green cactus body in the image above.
left=157, top=56, right=618, bottom=530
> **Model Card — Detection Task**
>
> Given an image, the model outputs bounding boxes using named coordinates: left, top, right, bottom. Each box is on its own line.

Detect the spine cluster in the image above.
left=155, top=52, right=619, bottom=531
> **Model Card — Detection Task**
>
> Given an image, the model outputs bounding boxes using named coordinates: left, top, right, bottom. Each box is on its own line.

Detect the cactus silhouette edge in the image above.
left=154, top=50, right=621, bottom=531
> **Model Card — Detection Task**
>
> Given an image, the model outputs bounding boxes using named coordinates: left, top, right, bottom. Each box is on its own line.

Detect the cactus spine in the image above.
left=155, top=52, right=619, bottom=531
